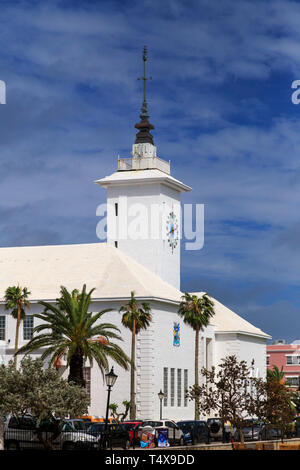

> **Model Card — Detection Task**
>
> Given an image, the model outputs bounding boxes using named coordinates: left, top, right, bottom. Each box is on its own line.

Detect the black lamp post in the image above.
left=103, top=366, right=118, bottom=449
left=221, top=393, right=225, bottom=443
left=158, top=389, right=164, bottom=420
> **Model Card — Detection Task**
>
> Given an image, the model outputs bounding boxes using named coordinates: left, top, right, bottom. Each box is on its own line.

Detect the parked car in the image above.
left=138, top=420, right=185, bottom=446
left=87, top=422, right=131, bottom=449
left=177, top=420, right=210, bottom=445
left=233, top=420, right=287, bottom=442
left=233, top=420, right=263, bottom=442
left=62, top=419, right=89, bottom=432
left=207, top=418, right=223, bottom=441
left=260, top=425, right=281, bottom=440
left=293, top=418, right=300, bottom=438
left=120, top=421, right=142, bottom=446
left=4, top=415, right=98, bottom=450
left=179, top=428, right=193, bottom=446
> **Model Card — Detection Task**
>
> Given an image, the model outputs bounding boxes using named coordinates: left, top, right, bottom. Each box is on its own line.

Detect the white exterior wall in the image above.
left=0, top=302, right=44, bottom=369
left=0, top=300, right=216, bottom=421
left=106, top=182, right=181, bottom=290
left=214, top=332, right=267, bottom=379
left=160, top=185, right=181, bottom=290
left=148, top=303, right=214, bottom=421
left=86, top=301, right=215, bottom=421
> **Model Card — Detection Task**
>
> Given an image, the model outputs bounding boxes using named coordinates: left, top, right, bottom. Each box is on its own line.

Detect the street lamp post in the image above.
left=221, top=393, right=225, bottom=443
left=158, top=389, right=164, bottom=420
left=103, top=366, right=118, bottom=449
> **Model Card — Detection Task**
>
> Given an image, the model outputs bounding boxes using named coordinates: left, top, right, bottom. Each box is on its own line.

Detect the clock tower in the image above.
left=95, top=47, right=191, bottom=290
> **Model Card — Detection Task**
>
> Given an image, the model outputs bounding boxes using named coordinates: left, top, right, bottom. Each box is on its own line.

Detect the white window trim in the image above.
left=285, top=354, right=300, bottom=365
left=0, top=316, right=5, bottom=341
left=23, top=316, right=34, bottom=341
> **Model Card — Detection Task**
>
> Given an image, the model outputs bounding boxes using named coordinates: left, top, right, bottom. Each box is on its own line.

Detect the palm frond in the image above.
left=18, top=284, right=129, bottom=387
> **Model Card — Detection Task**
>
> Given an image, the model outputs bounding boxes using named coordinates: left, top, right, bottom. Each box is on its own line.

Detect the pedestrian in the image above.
left=224, top=420, right=231, bottom=443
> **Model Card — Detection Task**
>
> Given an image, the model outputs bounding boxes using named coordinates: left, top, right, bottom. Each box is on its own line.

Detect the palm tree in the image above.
left=119, top=291, right=152, bottom=419
left=4, top=285, right=31, bottom=369
left=17, top=285, right=130, bottom=387
left=178, top=292, right=215, bottom=420
left=267, top=365, right=285, bottom=384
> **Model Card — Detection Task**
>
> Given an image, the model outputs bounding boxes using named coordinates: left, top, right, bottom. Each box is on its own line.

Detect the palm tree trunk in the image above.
left=130, top=319, right=136, bottom=420
left=195, top=327, right=200, bottom=420
left=14, top=304, right=21, bottom=369
left=68, top=350, right=85, bottom=387
left=239, top=427, right=245, bottom=445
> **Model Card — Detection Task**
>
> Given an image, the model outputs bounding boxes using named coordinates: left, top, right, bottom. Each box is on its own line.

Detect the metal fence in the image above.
left=4, top=428, right=99, bottom=451
left=4, top=425, right=300, bottom=450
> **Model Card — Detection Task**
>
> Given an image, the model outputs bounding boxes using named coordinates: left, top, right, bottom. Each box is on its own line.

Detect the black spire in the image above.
left=135, top=46, right=155, bottom=145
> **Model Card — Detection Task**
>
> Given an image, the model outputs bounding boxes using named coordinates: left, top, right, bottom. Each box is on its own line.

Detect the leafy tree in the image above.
left=252, top=371, right=296, bottom=441
left=0, top=357, right=89, bottom=450
left=109, top=400, right=131, bottom=422
left=120, top=291, right=152, bottom=419
left=17, top=285, right=130, bottom=387
left=291, top=377, right=300, bottom=414
left=4, top=285, right=31, bottom=369
left=187, top=355, right=257, bottom=444
left=267, top=365, right=285, bottom=384
left=178, top=292, right=215, bottom=419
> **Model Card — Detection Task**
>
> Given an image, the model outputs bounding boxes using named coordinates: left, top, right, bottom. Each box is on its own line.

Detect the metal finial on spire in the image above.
left=138, top=45, right=151, bottom=121
left=143, top=45, right=147, bottom=61
left=135, top=46, right=154, bottom=145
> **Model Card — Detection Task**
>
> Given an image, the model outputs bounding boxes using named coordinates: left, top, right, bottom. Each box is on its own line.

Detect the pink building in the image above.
left=267, top=340, right=300, bottom=389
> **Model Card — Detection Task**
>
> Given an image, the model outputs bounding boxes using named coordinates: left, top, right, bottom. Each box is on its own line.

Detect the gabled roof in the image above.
left=0, top=243, right=182, bottom=303
left=0, top=242, right=270, bottom=340
left=190, top=292, right=270, bottom=339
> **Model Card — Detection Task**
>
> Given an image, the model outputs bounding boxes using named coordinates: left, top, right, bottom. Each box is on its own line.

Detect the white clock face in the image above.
left=166, top=211, right=179, bottom=253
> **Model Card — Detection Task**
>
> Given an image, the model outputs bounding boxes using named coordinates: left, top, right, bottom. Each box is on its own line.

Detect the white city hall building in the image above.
left=0, top=55, right=270, bottom=421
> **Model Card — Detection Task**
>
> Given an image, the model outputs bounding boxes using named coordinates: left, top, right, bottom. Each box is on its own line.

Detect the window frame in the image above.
left=0, top=316, right=5, bottom=341
left=23, top=315, right=34, bottom=341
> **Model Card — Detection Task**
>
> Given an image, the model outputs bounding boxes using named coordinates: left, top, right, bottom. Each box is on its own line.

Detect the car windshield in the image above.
left=88, top=423, right=105, bottom=433
left=142, top=421, right=163, bottom=428
left=8, top=416, right=59, bottom=431
left=121, top=423, right=135, bottom=431
left=177, top=422, right=192, bottom=430
left=8, top=416, right=36, bottom=429
left=61, top=422, right=73, bottom=432
left=72, top=420, right=86, bottom=431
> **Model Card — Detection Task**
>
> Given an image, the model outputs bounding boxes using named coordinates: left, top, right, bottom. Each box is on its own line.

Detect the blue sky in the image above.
left=1, top=0, right=300, bottom=342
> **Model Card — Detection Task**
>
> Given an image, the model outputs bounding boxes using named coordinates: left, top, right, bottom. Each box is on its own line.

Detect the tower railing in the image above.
left=118, top=156, right=170, bottom=174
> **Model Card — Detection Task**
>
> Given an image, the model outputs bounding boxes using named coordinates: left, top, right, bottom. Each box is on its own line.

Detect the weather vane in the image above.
left=134, top=46, right=154, bottom=145
left=137, top=46, right=152, bottom=121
